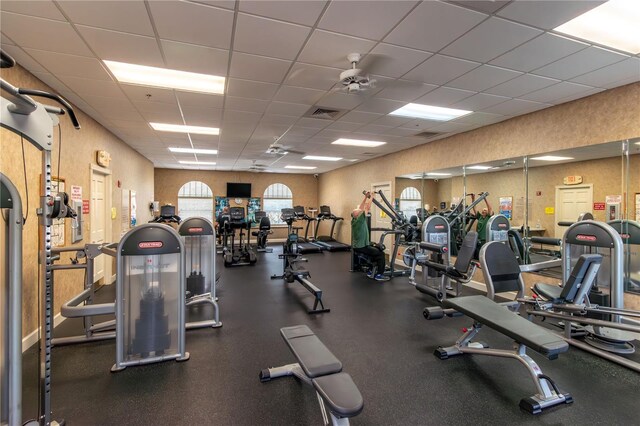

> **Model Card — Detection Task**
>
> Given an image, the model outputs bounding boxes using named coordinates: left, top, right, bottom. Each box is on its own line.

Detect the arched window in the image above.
left=178, top=181, right=213, bottom=221
left=399, top=186, right=421, bottom=221
left=263, top=183, right=293, bottom=225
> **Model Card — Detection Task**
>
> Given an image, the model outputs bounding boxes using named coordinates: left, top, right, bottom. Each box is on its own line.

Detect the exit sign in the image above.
left=563, top=175, right=583, bottom=185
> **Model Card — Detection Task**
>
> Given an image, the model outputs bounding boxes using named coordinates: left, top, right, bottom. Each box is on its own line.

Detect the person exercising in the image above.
left=473, top=195, right=494, bottom=246
left=352, top=192, right=389, bottom=282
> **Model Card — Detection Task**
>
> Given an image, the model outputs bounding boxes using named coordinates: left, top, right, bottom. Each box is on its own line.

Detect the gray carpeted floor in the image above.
left=21, top=246, right=640, bottom=425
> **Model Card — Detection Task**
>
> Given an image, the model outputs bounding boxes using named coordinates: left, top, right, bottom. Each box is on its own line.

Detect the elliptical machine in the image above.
left=223, top=206, right=257, bottom=267
left=251, top=210, right=273, bottom=253
left=150, top=204, right=181, bottom=225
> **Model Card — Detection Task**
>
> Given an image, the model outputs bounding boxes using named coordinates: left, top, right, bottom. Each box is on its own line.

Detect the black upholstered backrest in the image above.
left=259, top=215, right=271, bottom=230
left=560, top=254, right=602, bottom=302
left=480, top=241, right=524, bottom=297
left=507, top=229, right=525, bottom=262
left=453, top=232, right=478, bottom=273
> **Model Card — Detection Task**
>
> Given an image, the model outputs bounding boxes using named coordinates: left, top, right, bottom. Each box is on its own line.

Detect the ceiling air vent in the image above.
left=415, top=131, right=443, bottom=139
left=304, top=107, right=344, bottom=120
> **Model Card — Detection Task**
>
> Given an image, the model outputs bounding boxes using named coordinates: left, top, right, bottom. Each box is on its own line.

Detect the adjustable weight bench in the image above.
left=260, top=325, right=364, bottom=425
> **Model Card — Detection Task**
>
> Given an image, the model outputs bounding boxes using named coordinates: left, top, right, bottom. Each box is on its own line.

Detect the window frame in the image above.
left=263, top=183, right=293, bottom=226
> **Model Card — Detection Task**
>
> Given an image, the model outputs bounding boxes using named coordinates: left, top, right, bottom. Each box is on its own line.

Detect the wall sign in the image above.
left=563, top=175, right=583, bottom=185
left=593, top=202, right=605, bottom=211
left=545, top=207, right=555, bottom=215
left=499, top=196, right=513, bottom=220
left=70, top=185, right=82, bottom=202
left=82, top=199, right=90, bottom=214
left=605, top=195, right=622, bottom=204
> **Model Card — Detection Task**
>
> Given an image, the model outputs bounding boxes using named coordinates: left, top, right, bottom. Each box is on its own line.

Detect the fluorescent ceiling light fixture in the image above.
left=285, top=165, right=317, bottom=170
left=530, top=156, right=574, bottom=162
left=169, top=147, right=218, bottom=155
left=332, top=138, right=386, bottom=147
left=150, top=123, right=219, bottom=135
left=467, top=165, right=492, bottom=170
left=346, top=159, right=359, bottom=162
left=103, top=60, right=225, bottom=94
left=427, top=172, right=452, bottom=176
left=389, top=103, right=472, bottom=121
left=554, top=0, right=640, bottom=54
left=303, top=155, right=342, bottom=161
left=179, top=161, right=216, bottom=165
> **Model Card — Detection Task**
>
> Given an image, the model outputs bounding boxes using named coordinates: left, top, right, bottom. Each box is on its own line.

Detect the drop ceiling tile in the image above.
left=484, top=73, right=559, bottom=97
left=451, top=93, right=510, bottom=110
left=325, top=121, right=363, bottom=132
left=177, top=91, right=224, bottom=109
left=376, top=81, right=437, bottom=102
left=120, top=86, right=176, bottom=104
left=222, top=109, right=262, bottom=123
left=450, top=1, right=511, bottom=14
left=0, top=0, right=65, bottom=20
left=481, top=98, right=550, bottom=115
left=552, top=87, right=604, bottom=104
left=316, top=128, right=351, bottom=139
left=86, top=96, right=144, bottom=121
left=57, top=75, right=125, bottom=99
left=414, top=86, right=476, bottom=106
left=359, top=44, right=432, bottom=79
left=266, top=101, right=310, bottom=116
left=0, top=44, right=47, bottom=73
left=570, top=58, right=640, bottom=88
left=384, top=1, right=486, bottom=52
left=76, top=26, right=164, bottom=67
left=161, top=40, right=228, bottom=76
left=288, top=126, right=323, bottom=137
left=149, top=1, right=233, bottom=49
left=357, top=123, right=395, bottom=135
left=1, top=13, right=92, bottom=56
left=181, top=105, right=224, bottom=125
left=314, top=92, right=365, bottom=110
left=371, top=115, right=414, bottom=127
left=24, top=49, right=112, bottom=80
left=225, top=96, right=270, bottom=113
left=260, top=114, right=299, bottom=125
left=429, top=121, right=475, bottom=133
left=340, top=111, right=383, bottom=124
left=403, top=55, right=480, bottom=85
left=239, top=1, right=326, bottom=26
left=447, top=65, right=522, bottom=92
left=234, top=13, right=310, bottom=60
left=497, top=0, right=605, bottom=30
left=489, top=33, right=588, bottom=72
left=400, top=118, right=447, bottom=131
left=229, top=52, right=292, bottom=84
left=227, top=78, right=279, bottom=100
left=134, top=101, right=182, bottom=123
left=450, top=111, right=507, bottom=125
left=191, top=1, right=236, bottom=10
left=58, top=0, right=154, bottom=36
left=355, top=98, right=405, bottom=115
left=532, top=46, right=629, bottom=81
left=441, top=17, right=542, bottom=63
left=297, top=117, right=333, bottom=129
left=319, top=1, right=417, bottom=41
left=31, top=71, right=70, bottom=94
left=274, top=86, right=326, bottom=104
left=297, top=30, right=376, bottom=69
left=286, top=63, right=343, bottom=90
left=520, top=81, right=597, bottom=104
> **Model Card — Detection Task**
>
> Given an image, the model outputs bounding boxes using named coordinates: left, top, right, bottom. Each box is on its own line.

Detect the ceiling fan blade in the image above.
left=359, top=53, right=392, bottom=75
left=286, top=149, right=305, bottom=155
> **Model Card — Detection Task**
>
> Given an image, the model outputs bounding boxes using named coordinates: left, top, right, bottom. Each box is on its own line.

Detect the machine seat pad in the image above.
left=533, top=283, right=563, bottom=301
left=312, top=372, right=364, bottom=418
left=280, top=325, right=342, bottom=378
left=443, top=295, right=568, bottom=358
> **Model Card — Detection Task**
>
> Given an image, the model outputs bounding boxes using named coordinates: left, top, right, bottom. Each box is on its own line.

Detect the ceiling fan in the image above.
left=248, top=160, right=270, bottom=172
left=335, top=53, right=377, bottom=94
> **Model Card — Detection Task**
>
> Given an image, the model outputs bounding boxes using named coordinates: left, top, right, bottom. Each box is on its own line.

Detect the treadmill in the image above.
left=292, top=205, right=324, bottom=253
left=313, top=205, right=351, bottom=252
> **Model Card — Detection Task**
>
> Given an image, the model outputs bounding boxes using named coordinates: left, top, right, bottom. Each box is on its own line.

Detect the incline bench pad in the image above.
left=281, top=325, right=342, bottom=378
left=313, top=373, right=364, bottom=417
left=443, top=295, right=568, bottom=358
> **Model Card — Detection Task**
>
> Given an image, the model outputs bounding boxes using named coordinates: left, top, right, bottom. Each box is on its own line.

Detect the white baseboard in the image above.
left=22, top=313, right=65, bottom=353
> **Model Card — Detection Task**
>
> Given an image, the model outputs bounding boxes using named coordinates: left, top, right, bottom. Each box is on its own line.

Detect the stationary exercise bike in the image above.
left=251, top=210, right=273, bottom=253
left=271, top=208, right=329, bottom=314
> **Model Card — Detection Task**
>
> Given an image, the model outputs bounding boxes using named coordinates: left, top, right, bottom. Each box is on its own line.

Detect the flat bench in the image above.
left=427, top=295, right=572, bottom=414
left=260, top=325, right=363, bottom=425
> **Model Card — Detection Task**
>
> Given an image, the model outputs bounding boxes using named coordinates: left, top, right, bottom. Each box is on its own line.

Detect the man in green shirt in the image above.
left=474, top=197, right=494, bottom=245
left=352, top=191, right=389, bottom=281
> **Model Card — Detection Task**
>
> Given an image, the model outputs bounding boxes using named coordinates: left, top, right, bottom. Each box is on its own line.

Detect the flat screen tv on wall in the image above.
left=227, top=183, right=251, bottom=198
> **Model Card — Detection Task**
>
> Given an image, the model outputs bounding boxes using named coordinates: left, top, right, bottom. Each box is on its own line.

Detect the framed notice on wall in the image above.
left=499, top=196, right=513, bottom=220
left=636, top=193, right=640, bottom=222
left=121, top=189, right=130, bottom=236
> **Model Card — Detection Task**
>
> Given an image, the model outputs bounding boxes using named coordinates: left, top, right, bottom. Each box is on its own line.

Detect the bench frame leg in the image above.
left=435, top=323, right=572, bottom=414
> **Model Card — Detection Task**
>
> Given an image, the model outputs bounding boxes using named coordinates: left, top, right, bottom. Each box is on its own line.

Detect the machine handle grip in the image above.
left=17, top=88, right=81, bottom=129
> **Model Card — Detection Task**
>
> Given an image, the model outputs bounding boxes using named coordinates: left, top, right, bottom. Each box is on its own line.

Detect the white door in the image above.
left=91, top=171, right=106, bottom=282
left=371, top=182, right=392, bottom=255
left=555, top=185, right=593, bottom=238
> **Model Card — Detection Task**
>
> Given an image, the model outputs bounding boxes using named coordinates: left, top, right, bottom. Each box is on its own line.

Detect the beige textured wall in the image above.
left=0, top=64, right=155, bottom=337
left=319, top=82, right=640, bottom=244
left=154, top=169, right=318, bottom=239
